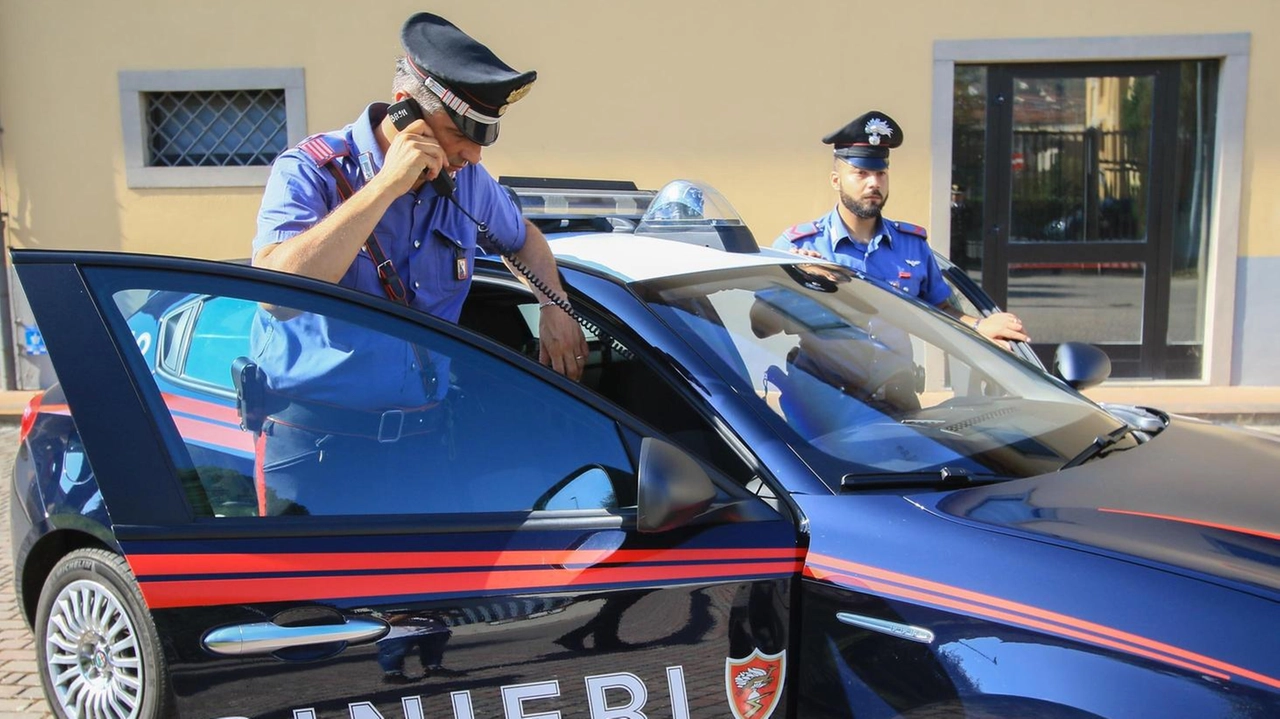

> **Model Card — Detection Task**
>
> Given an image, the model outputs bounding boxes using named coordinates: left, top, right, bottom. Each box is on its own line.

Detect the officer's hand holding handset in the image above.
left=382, top=98, right=450, bottom=196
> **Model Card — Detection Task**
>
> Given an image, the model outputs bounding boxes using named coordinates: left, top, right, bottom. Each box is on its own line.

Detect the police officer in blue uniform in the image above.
left=247, top=12, right=587, bottom=516
left=773, top=111, right=1029, bottom=348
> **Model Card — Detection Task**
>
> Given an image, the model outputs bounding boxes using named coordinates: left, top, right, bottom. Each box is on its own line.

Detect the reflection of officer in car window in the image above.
left=244, top=12, right=587, bottom=516
left=750, top=268, right=920, bottom=439
left=773, top=111, right=1030, bottom=350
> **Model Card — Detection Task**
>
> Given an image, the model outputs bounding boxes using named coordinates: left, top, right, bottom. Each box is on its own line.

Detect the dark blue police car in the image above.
left=9, top=180, right=1280, bottom=718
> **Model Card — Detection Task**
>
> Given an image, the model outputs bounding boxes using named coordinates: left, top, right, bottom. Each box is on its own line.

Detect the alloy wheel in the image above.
left=44, top=579, right=144, bottom=719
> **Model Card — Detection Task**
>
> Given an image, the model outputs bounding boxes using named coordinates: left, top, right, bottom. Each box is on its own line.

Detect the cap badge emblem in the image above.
left=865, top=117, right=893, bottom=146
left=506, top=83, right=533, bottom=105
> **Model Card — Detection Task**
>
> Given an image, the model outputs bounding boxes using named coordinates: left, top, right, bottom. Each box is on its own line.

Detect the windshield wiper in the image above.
left=841, top=467, right=1006, bottom=491
left=1061, top=424, right=1137, bottom=470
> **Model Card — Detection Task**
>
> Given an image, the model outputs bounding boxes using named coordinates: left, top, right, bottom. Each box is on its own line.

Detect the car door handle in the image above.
left=836, top=612, right=935, bottom=644
left=202, top=617, right=389, bottom=656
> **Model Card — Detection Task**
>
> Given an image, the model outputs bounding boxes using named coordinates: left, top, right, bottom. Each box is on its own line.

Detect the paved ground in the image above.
left=0, top=418, right=1274, bottom=719
left=0, top=422, right=51, bottom=719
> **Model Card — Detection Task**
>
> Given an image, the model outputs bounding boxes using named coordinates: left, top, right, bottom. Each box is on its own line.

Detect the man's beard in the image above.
left=841, top=188, right=887, bottom=219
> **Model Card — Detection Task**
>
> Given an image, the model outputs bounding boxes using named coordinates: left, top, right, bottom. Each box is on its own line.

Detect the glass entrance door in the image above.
left=952, top=61, right=1218, bottom=379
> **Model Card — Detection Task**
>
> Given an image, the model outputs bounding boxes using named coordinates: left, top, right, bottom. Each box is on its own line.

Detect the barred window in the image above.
left=120, top=69, right=305, bottom=188
left=145, top=90, right=286, bottom=168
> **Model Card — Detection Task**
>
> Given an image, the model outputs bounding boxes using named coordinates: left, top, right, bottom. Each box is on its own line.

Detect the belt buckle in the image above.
left=377, top=409, right=404, bottom=443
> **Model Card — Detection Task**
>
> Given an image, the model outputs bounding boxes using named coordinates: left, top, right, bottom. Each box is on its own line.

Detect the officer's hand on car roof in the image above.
left=377, top=118, right=448, bottom=196
left=975, top=311, right=1030, bottom=350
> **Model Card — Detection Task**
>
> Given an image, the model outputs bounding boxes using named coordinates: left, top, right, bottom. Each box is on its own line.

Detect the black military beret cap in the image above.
left=400, top=12, right=537, bottom=146
left=823, top=111, right=903, bottom=170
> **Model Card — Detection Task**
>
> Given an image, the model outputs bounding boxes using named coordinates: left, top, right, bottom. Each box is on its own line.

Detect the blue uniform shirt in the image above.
left=251, top=103, right=527, bottom=409
left=772, top=207, right=950, bottom=307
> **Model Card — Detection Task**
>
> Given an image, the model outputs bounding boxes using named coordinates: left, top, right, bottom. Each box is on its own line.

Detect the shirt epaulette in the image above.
left=782, top=221, right=821, bottom=243
left=893, top=220, right=928, bottom=239
left=295, top=133, right=350, bottom=167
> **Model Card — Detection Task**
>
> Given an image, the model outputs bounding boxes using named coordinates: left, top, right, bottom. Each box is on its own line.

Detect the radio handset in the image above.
left=387, top=98, right=456, bottom=197
left=432, top=170, right=456, bottom=198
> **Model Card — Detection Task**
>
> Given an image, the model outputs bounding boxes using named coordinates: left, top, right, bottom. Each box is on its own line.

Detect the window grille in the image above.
left=145, top=89, right=286, bottom=167
left=120, top=69, right=304, bottom=188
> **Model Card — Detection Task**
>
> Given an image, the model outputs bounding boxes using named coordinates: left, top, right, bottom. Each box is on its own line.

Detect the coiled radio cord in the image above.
left=448, top=197, right=633, bottom=361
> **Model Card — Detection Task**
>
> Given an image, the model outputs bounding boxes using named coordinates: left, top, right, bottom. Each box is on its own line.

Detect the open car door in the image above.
left=13, top=249, right=801, bottom=719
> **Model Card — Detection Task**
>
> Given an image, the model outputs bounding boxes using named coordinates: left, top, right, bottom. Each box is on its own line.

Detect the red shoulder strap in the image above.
left=321, top=163, right=407, bottom=305
left=894, top=221, right=928, bottom=239
left=782, top=222, right=820, bottom=243
left=297, top=135, right=348, bottom=166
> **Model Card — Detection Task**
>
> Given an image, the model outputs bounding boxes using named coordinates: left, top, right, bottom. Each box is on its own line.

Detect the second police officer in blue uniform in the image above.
left=773, top=111, right=1029, bottom=348
left=248, top=12, right=588, bottom=515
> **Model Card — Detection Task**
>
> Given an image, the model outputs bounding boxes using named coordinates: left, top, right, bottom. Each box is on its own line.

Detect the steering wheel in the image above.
left=869, top=364, right=921, bottom=406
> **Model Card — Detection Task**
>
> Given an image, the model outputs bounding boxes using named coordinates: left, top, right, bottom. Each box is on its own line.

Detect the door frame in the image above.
left=983, top=60, right=1179, bottom=379
left=930, top=33, right=1249, bottom=385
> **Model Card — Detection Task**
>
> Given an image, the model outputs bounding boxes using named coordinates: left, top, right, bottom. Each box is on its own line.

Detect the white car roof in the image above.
left=547, top=233, right=798, bottom=283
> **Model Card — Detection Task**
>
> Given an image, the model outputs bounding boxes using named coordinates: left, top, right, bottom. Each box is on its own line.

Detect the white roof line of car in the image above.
left=547, top=234, right=798, bottom=283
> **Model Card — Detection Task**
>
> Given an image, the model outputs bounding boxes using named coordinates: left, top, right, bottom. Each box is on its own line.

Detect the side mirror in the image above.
left=636, top=437, right=717, bottom=533
left=1054, top=342, right=1111, bottom=390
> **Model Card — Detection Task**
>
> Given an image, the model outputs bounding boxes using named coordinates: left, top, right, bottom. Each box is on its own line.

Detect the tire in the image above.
left=34, top=548, right=174, bottom=719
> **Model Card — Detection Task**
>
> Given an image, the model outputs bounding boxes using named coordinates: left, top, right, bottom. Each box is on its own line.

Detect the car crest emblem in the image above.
left=864, top=117, right=893, bottom=146
left=726, top=648, right=785, bottom=719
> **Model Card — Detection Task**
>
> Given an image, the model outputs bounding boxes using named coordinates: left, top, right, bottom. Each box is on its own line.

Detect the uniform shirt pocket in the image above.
left=418, top=211, right=477, bottom=301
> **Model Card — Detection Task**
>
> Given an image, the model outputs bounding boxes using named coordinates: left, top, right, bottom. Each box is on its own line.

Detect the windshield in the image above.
left=636, top=263, right=1126, bottom=490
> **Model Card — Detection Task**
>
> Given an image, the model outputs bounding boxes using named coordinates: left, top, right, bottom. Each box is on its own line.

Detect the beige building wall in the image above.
left=0, top=0, right=1275, bottom=386
left=3, top=0, right=1274, bottom=257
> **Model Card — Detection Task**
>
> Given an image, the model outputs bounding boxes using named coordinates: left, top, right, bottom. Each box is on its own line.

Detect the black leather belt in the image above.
left=269, top=399, right=443, bottom=442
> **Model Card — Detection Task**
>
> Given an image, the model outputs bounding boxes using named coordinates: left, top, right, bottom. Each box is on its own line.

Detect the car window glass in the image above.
left=458, top=282, right=757, bottom=486
left=940, top=273, right=982, bottom=318
left=640, top=264, right=1123, bottom=485
left=157, top=306, right=192, bottom=376
left=105, top=285, right=636, bottom=519
left=182, top=296, right=259, bottom=390
left=533, top=467, right=615, bottom=511
left=460, top=277, right=757, bottom=483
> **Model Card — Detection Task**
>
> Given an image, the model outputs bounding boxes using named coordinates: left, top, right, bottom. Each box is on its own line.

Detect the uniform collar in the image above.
left=351, top=103, right=390, bottom=179
left=827, top=206, right=891, bottom=251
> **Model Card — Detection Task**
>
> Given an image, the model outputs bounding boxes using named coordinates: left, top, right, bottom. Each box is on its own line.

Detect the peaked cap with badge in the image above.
left=400, top=12, right=537, bottom=146
left=823, top=111, right=903, bottom=171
